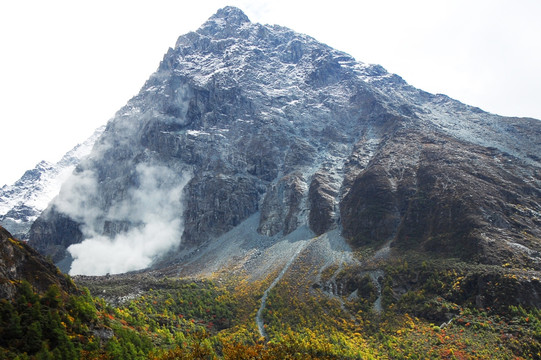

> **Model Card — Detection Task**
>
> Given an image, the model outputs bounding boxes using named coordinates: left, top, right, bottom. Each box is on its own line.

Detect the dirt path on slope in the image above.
left=256, top=239, right=311, bottom=339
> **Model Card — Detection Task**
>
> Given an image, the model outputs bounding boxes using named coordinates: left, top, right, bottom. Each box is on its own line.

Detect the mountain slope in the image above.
left=0, top=126, right=104, bottom=239
left=9, top=7, right=541, bottom=359
left=0, top=226, right=75, bottom=300
left=27, top=6, right=541, bottom=282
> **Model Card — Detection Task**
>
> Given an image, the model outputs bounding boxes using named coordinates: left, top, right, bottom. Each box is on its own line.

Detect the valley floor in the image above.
left=71, top=230, right=541, bottom=359
left=2, top=229, right=541, bottom=359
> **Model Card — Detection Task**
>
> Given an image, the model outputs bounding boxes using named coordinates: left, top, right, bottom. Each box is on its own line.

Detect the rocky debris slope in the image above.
left=27, top=7, right=541, bottom=276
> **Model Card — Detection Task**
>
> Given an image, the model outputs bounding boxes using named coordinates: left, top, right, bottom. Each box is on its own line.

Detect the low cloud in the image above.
left=53, top=168, right=101, bottom=235
left=67, top=218, right=182, bottom=275
left=58, top=163, right=190, bottom=276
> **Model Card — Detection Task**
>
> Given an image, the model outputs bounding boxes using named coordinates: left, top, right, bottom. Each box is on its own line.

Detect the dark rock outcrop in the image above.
left=29, top=208, right=83, bottom=263
left=0, top=226, right=74, bottom=300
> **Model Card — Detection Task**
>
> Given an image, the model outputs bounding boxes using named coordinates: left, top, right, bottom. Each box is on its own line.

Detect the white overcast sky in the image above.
left=1, top=0, right=540, bottom=186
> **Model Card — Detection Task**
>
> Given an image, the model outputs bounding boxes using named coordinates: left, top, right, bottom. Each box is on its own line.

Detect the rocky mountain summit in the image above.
left=0, top=126, right=104, bottom=239
left=27, top=7, right=540, bottom=280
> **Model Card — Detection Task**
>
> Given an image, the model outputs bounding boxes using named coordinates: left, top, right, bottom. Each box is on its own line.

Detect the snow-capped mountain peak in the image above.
left=21, top=7, right=541, bottom=279
left=0, top=126, right=105, bottom=239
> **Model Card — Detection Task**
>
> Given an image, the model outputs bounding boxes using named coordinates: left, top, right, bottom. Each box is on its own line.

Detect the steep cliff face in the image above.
left=340, top=128, right=541, bottom=266
left=28, top=7, right=541, bottom=275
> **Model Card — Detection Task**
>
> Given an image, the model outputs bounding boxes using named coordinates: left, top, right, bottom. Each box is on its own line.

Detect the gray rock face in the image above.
left=27, top=7, right=541, bottom=274
left=183, top=174, right=260, bottom=245
left=259, top=172, right=306, bottom=237
left=308, top=170, right=340, bottom=236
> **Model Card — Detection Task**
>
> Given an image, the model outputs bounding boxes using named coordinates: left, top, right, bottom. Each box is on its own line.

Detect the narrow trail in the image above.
left=256, top=239, right=309, bottom=339
left=369, top=269, right=384, bottom=314
left=368, top=240, right=391, bottom=314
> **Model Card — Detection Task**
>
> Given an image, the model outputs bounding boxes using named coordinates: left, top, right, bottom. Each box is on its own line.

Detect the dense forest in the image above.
left=1, top=238, right=540, bottom=359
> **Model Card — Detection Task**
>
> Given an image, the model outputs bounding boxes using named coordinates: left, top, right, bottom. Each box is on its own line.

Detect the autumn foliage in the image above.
left=1, top=254, right=540, bottom=359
